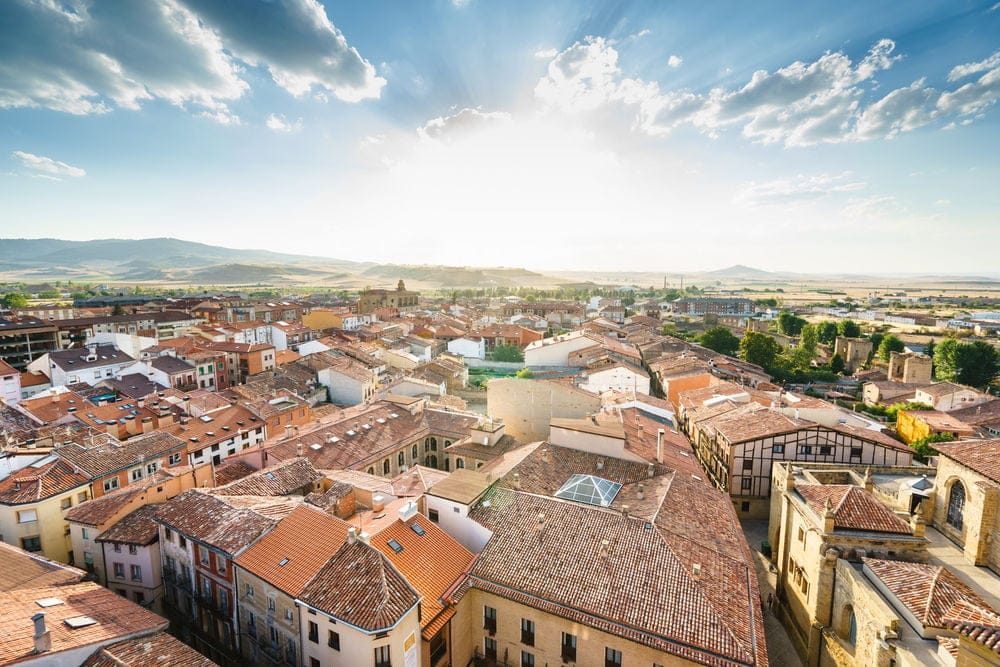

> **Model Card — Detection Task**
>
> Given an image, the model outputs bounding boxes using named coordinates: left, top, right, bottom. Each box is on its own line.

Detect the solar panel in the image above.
left=554, top=474, right=623, bottom=508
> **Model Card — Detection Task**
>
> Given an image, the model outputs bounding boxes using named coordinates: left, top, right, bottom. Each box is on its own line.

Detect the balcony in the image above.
left=469, top=647, right=512, bottom=667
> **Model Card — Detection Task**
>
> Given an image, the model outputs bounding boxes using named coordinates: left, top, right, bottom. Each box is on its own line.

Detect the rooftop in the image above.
left=795, top=484, right=913, bottom=534
left=935, top=438, right=1000, bottom=483
left=81, top=631, right=218, bottom=667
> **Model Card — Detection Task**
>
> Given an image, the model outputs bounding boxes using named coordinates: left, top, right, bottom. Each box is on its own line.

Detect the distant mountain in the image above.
left=0, top=237, right=358, bottom=269
left=702, top=264, right=775, bottom=278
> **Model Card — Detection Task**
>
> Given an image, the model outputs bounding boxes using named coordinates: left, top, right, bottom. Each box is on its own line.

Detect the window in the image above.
left=741, top=477, right=752, bottom=491
left=850, top=447, right=863, bottom=459
left=411, top=444, right=418, bottom=459
left=455, top=458, right=465, bottom=469
left=269, top=625, right=279, bottom=647
left=328, top=630, right=340, bottom=650
left=103, top=478, right=120, bottom=492
left=21, top=536, right=41, bottom=552
left=520, top=618, right=534, bottom=646
left=799, top=445, right=812, bottom=455
left=398, top=452, right=405, bottom=467
left=285, top=608, right=293, bottom=621
left=429, top=509, right=439, bottom=523
left=164, top=528, right=172, bottom=542
left=383, top=459, right=390, bottom=475
left=286, top=642, right=296, bottom=665
left=114, top=562, right=125, bottom=579
left=521, top=651, right=535, bottom=667
left=178, top=535, right=187, bottom=548
left=146, top=462, right=159, bottom=475
left=218, top=558, right=227, bottom=575
left=484, top=638, right=497, bottom=660
left=82, top=528, right=90, bottom=540
left=947, top=481, right=966, bottom=530
left=113, top=543, right=122, bottom=553
left=130, top=467, right=143, bottom=482
left=375, top=645, right=392, bottom=667
left=17, top=509, right=37, bottom=523
left=309, top=659, right=319, bottom=667
left=819, top=446, right=833, bottom=456
left=742, top=459, right=753, bottom=471
left=741, top=501, right=750, bottom=512
left=561, top=632, right=577, bottom=662
left=773, top=444, right=785, bottom=454
left=248, top=612, right=257, bottom=639
left=308, top=621, right=318, bottom=643
left=798, top=527, right=805, bottom=542
left=484, top=605, right=497, bottom=633
left=129, top=544, right=138, bottom=555
left=605, top=648, right=622, bottom=667
left=169, top=453, right=182, bottom=465
left=246, top=583, right=254, bottom=598
left=61, top=497, right=72, bottom=510
left=134, top=591, right=145, bottom=605
left=268, top=598, right=276, bottom=612
left=78, top=491, right=88, bottom=503
left=165, top=556, right=175, bottom=573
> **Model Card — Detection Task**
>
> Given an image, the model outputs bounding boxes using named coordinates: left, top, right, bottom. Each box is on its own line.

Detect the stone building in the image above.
left=358, top=280, right=419, bottom=314
left=932, top=439, right=1000, bottom=573
left=887, top=351, right=932, bottom=384
left=834, top=337, right=873, bottom=374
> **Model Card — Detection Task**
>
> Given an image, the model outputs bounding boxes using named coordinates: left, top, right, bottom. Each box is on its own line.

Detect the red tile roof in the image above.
left=936, top=438, right=1000, bottom=483
left=298, top=541, right=420, bottom=632
left=153, top=490, right=277, bottom=555
left=82, top=630, right=218, bottom=666
left=0, top=541, right=85, bottom=591
left=796, top=485, right=912, bottom=534
left=0, top=457, right=90, bottom=505
left=236, top=504, right=351, bottom=596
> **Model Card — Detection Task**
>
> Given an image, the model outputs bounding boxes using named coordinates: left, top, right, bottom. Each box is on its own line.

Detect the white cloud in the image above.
left=734, top=172, right=866, bottom=208
left=452, top=0, right=471, bottom=7
left=197, top=105, right=241, bottom=125
left=842, top=194, right=901, bottom=220
left=667, top=55, right=683, bottom=69
left=265, top=113, right=302, bottom=132
left=947, top=50, right=1000, bottom=82
left=0, top=0, right=383, bottom=119
left=533, top=37, right=1000, bottom=146
left=534, top=48, right=559, bottom=60
left=12, top=151, right=86, bottom=179
left=419, top=108, right=512, bottom=140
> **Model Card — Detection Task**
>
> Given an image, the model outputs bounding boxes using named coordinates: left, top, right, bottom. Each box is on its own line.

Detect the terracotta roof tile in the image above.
left=864, top=558, right=999, bottom=628
left=82, top=630, right=218, bottom=666
left=236, top=504, right=351, bottom=596
left=936, top=438, right=1000, bottom=484
left=56, top=432, right=187, bottom=479
left=0, top=457, right=89, bottom=505
left=298, top=541, right=420, bottom=632
left=0, top=582, right=167, bottom=664
left=0, top=541, right=85, bottom=591
left=153, top=490, right=277, bottom=555
left=796, top=485, right=911, bottom=534
left=372, top=513, right=474, bottom=639
left=96, top=504, right=161, bottom=546
left=212, top=458, right=322, bottom=497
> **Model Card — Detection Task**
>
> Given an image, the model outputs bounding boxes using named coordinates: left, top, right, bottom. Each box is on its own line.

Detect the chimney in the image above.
left=372, top=494, right=385, bottom=513
left=512, top=473, right=520, bottom=490
left=540, top=448, right=548, bottom=462
left=647, top=463, right=654, bottom=478
left=296, top=443, right=303, bottom=457
left=622, top=504, right=630, bottom=518
left=398, top=501, right=418, bottom=521
left=692, top=563, right=702, bottom=576
left=347, top=526, right=357, bottom=544
left=536, top=512, right=545, bottom=529
left=600, top=539, right=610, bottom=558
left=637, top=483, right=644, bottom=500
left=32, top=613, right=51, bottom=654
left=285, top=425, right=294, bottom=440
left=656, top=428, right=665, bottom=464
left=911, top=513, right=926, bottom=538
left=863, top=467, right=873, bottom=491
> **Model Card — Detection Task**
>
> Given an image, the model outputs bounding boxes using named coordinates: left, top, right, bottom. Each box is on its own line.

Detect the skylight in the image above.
left=554, top=474, right=623, bottom=508
left=387, top=539, right=404, bottom=553
left=279, top=558, right=289, bottom=566
left=410, top=523, right=425, bottom=536
left=64, top=616, right=98, bottom=629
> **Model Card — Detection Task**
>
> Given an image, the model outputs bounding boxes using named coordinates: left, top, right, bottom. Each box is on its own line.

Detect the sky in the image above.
left=1, top=0, right=999, bottom=275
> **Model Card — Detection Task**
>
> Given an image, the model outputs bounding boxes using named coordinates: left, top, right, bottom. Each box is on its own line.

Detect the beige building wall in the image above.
left=1, top=483, right=89, bottom=564
left=821, top=559, right=904, bottom=667
left=235, top=567, right=301, bottom=665
left=464, top=588, right=700, bottom=666
left=932, top=456, right=1000, bottom=572
left=299, top=601, right=420, bottom=667
left=487, top=378, right=601, bottom=443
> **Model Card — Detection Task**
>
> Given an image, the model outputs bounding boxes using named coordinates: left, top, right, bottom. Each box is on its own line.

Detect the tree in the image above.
left=877, top=334, right=905, bottom=361
left=868, top=332, right=885, bottom=357
left=515, top=368, right=533, bottom=379
left=934, top=338, right=999, bottom=388
left=699, top=326, right=740, bottom=356
left=776, top=311, right=807, bottom=336
left=837, top=319, right=862, bottom=338
left=492, top=345, right=524, bottom=362
left=816, top=321, right=838, bottom=345
left=830, top=353, right=846, bottom=375
left=792, top=324, right=819, bottom=368
left=739, top=331, right=782, bottom=370
left=112, top=304, right=125, bottom=316
left=924, top=339, right=936, bottom=361
left=2, top=292, right=28, bottom=309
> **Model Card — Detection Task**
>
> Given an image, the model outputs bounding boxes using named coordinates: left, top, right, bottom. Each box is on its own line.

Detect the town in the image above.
left=1, top=277, right=998, bottom=667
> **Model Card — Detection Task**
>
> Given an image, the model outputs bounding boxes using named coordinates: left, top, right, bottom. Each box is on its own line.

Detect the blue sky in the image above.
left=1, top=0, right=998, bottom=274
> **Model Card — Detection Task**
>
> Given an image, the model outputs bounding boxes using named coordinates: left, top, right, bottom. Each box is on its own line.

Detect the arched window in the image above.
left=367, top=467, right=375, bottom=475
left=383, top=459, right=391, bottom=476
left=456, top=458, right=465, bottom=469
left=839, top=605, right=857, bottom=645
left=848, top=610, right=857, bottom=645
left=947, top=481, right=966, bottom=530
left=429, top=437, right=438, bottom=451
left=398, top=452, right=405, bottom=467
left=425, top=455, right=437, bottom=468
left=411, top=444, right=418, bottom=460
left=444, top=440, right=452, bottom=447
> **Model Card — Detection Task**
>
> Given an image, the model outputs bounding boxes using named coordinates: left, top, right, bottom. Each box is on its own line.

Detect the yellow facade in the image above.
left=895, top=411, right=930, bottom=445
left=0, top=484, right=89, bottom=564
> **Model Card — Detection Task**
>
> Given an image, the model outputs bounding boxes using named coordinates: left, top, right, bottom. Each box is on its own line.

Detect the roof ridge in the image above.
left=924, top=565, right=946, bottom=624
